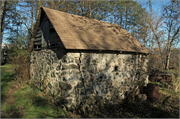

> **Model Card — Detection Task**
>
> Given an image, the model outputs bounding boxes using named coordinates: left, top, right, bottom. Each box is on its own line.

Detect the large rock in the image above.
left=136, top=94, right=147, bottom=102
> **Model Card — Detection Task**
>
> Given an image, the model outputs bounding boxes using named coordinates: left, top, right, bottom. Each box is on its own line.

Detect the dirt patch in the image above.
left=4, top=82, right=18, bottom=105
left=37, top=92, right=45, bottom=98
left=1, top=106, right=25, bottom=118
left=67, top=86, right=179, bottom=118
left=4, top=70, right=14, bottom=73
left=159, top=93, right=179, bottom=116
left=1, top=81, right=25, bottom=118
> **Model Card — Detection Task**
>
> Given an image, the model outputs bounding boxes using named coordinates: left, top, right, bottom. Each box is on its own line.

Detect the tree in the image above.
left=146, top=13, right=166, bottom=68
left=28, top=0, right=46, bottom=51
left=0, top=0, right=6, bottom=47
left=0, top=1, right=19, bottom=47
left=76, top=1, right=110, bottom=20
left=107, top=0, right=149, bottom=46
left=145, top=0, right=179, bottom=70
left=162, top=0, right=180, bottom=70
left=45, top=0, right=111, bottom=20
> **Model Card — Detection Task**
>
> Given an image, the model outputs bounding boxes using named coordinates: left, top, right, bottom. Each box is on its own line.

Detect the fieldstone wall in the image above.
left=30, top=48, right=148, bottom=109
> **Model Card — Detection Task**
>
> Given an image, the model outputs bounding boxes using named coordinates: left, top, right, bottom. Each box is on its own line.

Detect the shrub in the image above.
left=1, top=47, right=7, bottom=65
left=6, top=46, right=30, bottom=63
left=148, top=48, right=179, bottom=71
left=148, top=54, right=164, bottom=71
left=6, top=46, right=31, bottom=83
left=171, top=74, right=179, bottom=93
left=1, top=50, right=5, bottom=65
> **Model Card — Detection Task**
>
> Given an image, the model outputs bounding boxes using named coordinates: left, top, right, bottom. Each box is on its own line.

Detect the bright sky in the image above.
left=137, top=0, right=170, bottom=15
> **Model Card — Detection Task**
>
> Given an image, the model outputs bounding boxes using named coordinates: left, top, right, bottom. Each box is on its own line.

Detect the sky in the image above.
left=137, top=0, right=180, bottom=48
left=140, top=0, right=170, bottom=12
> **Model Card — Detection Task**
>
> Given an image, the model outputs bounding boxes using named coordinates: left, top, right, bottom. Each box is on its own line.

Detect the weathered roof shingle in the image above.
left=41, top=7, right=149, bottom=54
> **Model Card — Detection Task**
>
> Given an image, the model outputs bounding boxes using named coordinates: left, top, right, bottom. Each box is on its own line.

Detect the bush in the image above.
left=6, top=46, right=30, bottom=63
left=169, top=48, right=179, bottom=70
left=148, top=54, right=164, bottom=71
left=171, top=74, right=179, bottom=93
left=1, top=47, right=7, bottom=65
left=1, top=51, right=5, bottom=65
left=6, top=46, right=30, bottom=83
left=148, top=48, right=179, bottom=71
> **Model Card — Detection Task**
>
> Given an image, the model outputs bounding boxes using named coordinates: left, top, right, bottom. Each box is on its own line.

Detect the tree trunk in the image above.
left=81, top=1, right=85, bottom=16
left=89, top=2, right=91, bottom=18
left=0, top=0, right=6, bottom=47
left=28, top=15, right=41, bottom=52
left=125, top=6, right=127, bottom=29
left=31, top=1, right=34, bottom=33
left=149, top=0, right=152, bottom=21
left=165, top=48, right=171, bottom=70
left=28, top=0, right=46, bottom=52
left=120, top=13, right=122, bottom=26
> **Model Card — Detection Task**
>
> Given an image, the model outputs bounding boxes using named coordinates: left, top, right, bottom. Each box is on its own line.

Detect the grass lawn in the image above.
left=1, top=64, right=14, bottom=105
left=1, top=64, right=179, bottom=118
left=1, top=64, right=68, bottom=118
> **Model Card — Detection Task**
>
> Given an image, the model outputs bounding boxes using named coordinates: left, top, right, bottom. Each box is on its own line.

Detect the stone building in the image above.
left=30, top=7, right=150, bottom=109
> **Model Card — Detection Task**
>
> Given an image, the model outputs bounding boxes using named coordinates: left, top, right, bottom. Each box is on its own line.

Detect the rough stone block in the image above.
left=85, top=81, right=93, bottom=87
left=137, top=94, right=147, bottom=102
left=80, top=89, right=86, bottom=95
left=77, top=81, right=84, bottom=88
left=69, top=75, right=79, bottom=81
left=75, top=58, right=80, bottom=64
left=67, top=53, right=80, bottom=58
left=62, top=64, right=69, bottom=70
left=101, top=88, right=108, bottom=94
left=106, top=94, right=111, bottom=100
left=61, top=70, right=70, bottom=75
left=62, top=56, right=70, bottom=63
left=86, top=95, right=96, bottom=105
left=59, top=82, right=72, bottom=91
left=62, top=64, right=78, bottom=70
left=53, top=57, right=59, bottom=63
left=51, top=71, right=56, bottom=78
left=70, top=69, right=80, bottom=75
left=56, top=65, right=61, bottom=71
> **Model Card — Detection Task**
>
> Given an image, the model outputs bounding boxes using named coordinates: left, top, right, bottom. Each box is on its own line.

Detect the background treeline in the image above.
left=1, top=0, right=179, bottom=71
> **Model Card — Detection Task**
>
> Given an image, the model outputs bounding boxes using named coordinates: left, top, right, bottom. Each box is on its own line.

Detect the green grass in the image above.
left=1, top=64, right=14, bottom=104
left=1, top=64, right=66, bottom=118
left=148, top=81, right=161, bottom=85
left=168, top=69, right=179, bottom=74
left=13, top=85, right=66, bottom=118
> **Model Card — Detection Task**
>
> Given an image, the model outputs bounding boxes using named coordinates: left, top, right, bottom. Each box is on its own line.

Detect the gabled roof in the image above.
left=41, top=7, right=149, bottom=54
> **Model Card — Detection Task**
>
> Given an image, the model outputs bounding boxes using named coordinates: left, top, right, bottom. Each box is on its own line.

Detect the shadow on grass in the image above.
left=26, top=90, right=177, bottom=118
left=32, top=96, right=50, bottom=108
left=74, top=99, right=175, bottom=118
left=1, top=105, right=24, bottom=118
left=116, top=100, right=172, bottom=118
left=21, top=95, right=66, bottom=118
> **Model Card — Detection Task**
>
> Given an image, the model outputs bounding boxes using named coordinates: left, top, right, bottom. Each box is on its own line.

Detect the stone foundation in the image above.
left=30, top=48, right=148, bottom=109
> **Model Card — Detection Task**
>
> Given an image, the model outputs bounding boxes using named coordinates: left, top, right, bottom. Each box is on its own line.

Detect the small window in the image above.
left=114, top=66, right=118, bottom=71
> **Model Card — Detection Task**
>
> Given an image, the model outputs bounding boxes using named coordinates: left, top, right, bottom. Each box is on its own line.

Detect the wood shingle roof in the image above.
left=41, top=7, right=149, bottom=54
